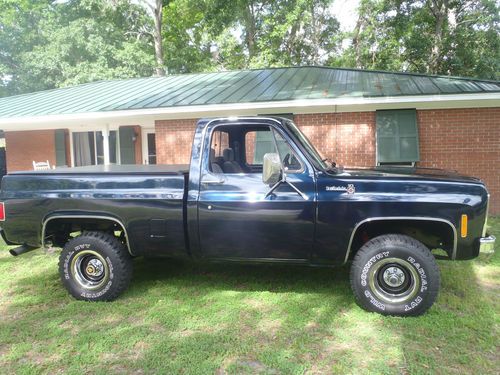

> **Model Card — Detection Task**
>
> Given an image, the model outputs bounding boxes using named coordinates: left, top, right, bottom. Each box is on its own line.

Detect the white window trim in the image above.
left=141, top=127, right=155, bottom=164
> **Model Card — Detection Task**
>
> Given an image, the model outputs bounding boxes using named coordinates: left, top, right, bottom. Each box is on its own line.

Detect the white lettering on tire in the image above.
left=407, top=256, right=428, bottom=292
left=360, top=251, right=389, bottom=287
left=364, top=290, right=386, bottom=310
left=63, top=250, right=74, bottom=280
left=80, top=279, right=113, bottom=299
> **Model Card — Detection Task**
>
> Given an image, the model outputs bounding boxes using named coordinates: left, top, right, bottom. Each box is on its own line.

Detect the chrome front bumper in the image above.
left=479, top=235, right=496, bottom=254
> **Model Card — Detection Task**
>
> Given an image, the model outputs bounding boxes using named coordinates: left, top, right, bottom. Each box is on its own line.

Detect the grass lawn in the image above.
left=0, top=218, right=498, bottom=375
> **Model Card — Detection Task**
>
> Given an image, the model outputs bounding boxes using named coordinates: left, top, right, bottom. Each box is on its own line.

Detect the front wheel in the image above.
left=350, top=234, right=440, bottom=316
left=59, top=231, right=133, bottom=301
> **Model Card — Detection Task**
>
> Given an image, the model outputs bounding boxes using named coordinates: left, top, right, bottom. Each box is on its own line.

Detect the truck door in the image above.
left=197, top=122, right=316, bottom=261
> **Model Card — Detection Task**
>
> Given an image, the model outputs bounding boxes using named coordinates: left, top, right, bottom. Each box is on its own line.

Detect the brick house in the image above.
left=0, top=67, right=498, bottom=213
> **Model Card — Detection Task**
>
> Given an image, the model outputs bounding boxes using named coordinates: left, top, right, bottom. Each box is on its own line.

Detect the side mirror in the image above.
left=262, top=153, right=281, bottom=185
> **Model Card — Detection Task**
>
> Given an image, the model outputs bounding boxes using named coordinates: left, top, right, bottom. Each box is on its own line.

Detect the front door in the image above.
left=197, top=123, right=316, bottom=261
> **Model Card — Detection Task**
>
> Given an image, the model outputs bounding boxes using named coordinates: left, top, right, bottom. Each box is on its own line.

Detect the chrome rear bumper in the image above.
left=479, top=235, right=496, bottom=254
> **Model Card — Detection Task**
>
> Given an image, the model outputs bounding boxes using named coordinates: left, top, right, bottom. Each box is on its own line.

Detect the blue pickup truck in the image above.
left=0, top=117, right=495, bottom=316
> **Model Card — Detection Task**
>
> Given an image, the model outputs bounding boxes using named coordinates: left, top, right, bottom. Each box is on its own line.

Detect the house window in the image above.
left=376, top=109, right=419, bottom=165
left=72, top=131, right=118, bottom=167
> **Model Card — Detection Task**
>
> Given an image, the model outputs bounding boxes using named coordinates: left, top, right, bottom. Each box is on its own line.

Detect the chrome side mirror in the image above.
left=262, top=153, right=281, bottom=185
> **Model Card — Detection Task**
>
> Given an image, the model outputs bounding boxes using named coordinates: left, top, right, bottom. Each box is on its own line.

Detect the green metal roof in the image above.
left=0, top=66, right=498, bottom=119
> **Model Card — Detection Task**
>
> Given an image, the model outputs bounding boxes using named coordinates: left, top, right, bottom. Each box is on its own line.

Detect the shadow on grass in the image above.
left=0, top=253, right=355, bottom=373
left=132, top=257, right=351, bottom=294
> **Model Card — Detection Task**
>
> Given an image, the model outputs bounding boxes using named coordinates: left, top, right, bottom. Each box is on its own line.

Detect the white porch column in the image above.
left=102, top=127, right=110, bottom=165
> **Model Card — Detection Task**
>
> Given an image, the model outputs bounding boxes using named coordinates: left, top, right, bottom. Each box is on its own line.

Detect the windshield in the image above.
left=283, top=119, right=330, bottom=170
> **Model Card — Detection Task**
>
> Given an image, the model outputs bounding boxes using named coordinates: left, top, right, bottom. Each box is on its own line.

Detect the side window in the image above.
left=209, top=130, right=230, bottom=173
left=245, top=128, right=274, bottom=165
left=273, top=131, right=302, bottom=172
left=210, top=130, right=229, bottom=160
left=244, top=127, right=302, bottom=172
left=209, top=128, right=246, bottom=174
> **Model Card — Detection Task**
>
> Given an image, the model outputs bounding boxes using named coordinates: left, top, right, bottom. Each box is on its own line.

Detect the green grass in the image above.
left=0, top=218, right=499, bottom=375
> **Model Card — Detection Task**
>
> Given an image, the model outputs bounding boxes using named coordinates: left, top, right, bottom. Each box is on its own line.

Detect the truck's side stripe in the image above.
left=344, top=216, right=458, bottom=264
left=41, top=215, right=134, bottom=256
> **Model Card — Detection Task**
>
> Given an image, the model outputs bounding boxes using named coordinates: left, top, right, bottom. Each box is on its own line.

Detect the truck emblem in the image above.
left=326, top=184, right=355, bottom=194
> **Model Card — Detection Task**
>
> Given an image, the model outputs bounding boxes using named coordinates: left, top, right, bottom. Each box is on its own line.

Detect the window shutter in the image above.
left=119, top=127, right=136, bottom=164
left=54, top=129, right=67, bottom=166
left=376, top=109, right=419, bottom=163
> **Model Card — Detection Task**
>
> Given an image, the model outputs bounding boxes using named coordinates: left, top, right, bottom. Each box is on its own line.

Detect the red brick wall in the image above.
left=294, top=112, right=376, bottom=167
left=5, top=129, right=57, bottom=171
left=155, top=119, right=197, bottom=164
left=418, top=108, right=500, bottom=214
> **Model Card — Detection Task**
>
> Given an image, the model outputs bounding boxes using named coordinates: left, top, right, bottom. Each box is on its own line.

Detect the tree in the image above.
left=137, top=0, right=166, bottom=76
left=162, top=0, right=217, bottom=73
left=1, top=0, right=497, bottom=98
left=337, top=0, right=500, bottom=79
left=0, top=0, right=55, bottom=95
left=207, top=0, right=341, bottom=68
left=0, top=0, right=155, bottom=96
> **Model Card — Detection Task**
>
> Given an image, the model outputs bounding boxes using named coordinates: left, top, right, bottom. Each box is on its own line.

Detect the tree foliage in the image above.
left=0, top=0, right=155, bottom=95
left=337, top=0, right=499, bottom=79
left=0, top=0, right=498, bottom=97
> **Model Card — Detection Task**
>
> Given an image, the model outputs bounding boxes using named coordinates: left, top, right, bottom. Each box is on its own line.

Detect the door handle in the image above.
left=201, top=173, right=225, bottom=185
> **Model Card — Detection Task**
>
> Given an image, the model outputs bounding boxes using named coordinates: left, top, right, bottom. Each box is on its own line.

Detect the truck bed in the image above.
left=10, top=164, right=190, bottom=175
left=1, top=164, right=189, bottom=256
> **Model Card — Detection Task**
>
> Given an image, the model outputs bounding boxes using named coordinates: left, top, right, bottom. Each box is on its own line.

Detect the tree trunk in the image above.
left=310, top=2, right=320, bottom=65
left=428, top=0, right=448, bottom=74
left=352, top=16, right=363, bottom=68
left=243, top=3, right=257, bottom=59
left=152, top=0, right=165, bottom=76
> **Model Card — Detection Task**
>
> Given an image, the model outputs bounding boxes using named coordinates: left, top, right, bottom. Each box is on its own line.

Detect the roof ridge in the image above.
left=1, top=66, right=498, bottom=100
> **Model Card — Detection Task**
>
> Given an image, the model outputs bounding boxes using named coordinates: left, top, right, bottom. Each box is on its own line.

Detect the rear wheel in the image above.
left=350, top=234, right=440, bottom=316
left=59, top=231, right=133, bottom=301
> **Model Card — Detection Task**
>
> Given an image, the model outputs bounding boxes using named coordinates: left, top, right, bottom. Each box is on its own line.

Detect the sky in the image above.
left=331, top=0, right=360, bottom=31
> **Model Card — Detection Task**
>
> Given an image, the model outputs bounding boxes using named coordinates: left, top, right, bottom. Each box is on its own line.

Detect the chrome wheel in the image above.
left=70, top=250, right=109, bottom=290
left=383, top=266, right=406, bottom=288
left=368, top=257, right=420, bottom=304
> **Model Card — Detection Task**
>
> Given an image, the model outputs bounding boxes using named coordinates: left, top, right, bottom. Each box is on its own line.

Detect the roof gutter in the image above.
left=0, top=93, right=498, bottom=129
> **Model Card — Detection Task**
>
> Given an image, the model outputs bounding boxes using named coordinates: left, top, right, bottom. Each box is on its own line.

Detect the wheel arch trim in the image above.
left=344, top=216, right=458, bottom=264
left=41, top=214, right=134, bottom=256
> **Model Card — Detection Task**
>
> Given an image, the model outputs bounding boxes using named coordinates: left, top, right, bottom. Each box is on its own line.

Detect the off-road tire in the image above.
left=59, top=231, right=133, bottom=301
left=350, top=234, right=440, bottom=316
